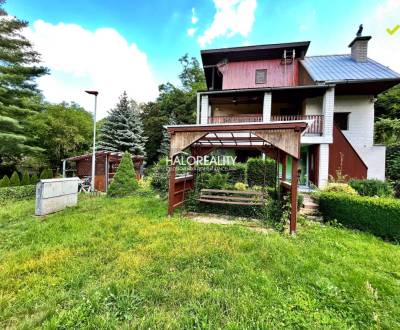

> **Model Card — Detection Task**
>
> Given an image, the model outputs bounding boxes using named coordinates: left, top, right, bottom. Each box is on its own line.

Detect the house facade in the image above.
left=195, top=34, right=400, bottom=188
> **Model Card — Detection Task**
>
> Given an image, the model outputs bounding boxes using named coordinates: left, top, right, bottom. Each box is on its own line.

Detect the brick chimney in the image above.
left=348, top=35, right=371, bottom=63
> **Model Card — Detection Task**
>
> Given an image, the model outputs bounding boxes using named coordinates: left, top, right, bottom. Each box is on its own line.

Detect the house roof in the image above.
left=301, top=55, right=400, bottom=83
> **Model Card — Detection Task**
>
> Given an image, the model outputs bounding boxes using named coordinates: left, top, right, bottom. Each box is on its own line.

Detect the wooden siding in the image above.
left=220, top=59, right=299, bottom=90
left=329, top=125, right=368, bottom=180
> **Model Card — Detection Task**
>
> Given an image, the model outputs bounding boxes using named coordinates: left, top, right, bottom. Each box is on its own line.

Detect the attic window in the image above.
left=255, top=69, right=267, bottom=84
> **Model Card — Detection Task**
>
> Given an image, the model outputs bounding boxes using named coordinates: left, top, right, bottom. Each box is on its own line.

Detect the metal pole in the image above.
left=91, top=94, right=97, bottom=192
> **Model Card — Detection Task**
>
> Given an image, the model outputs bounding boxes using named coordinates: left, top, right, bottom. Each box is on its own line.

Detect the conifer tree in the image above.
left=9, top=171, right=20, bottom=186
left=0, top=175, right=10, bottom=187
left=98, top=92, right=147, bottom=156
left=30, top=173, right=38, bottom=184
left=21, top=170, right=30, bottom=185
left=158, top=114, right=176, bottom=157
left=0, top=1, right=48, bottom=165
left=107, top=152, right=138, bottom=197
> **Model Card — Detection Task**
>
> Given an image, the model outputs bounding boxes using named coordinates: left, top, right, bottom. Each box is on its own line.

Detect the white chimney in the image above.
left=348, top=36, right=371, bottom=63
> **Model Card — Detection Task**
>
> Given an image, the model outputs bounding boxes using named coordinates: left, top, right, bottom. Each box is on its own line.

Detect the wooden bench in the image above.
left=198, top=189, right=265, bottom=206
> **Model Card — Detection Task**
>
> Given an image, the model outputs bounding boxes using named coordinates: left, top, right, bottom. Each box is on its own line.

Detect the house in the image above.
left=193, top=32, right=400, bottom=189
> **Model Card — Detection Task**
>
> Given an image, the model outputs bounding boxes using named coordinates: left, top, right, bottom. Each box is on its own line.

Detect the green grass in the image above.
left=0, top=195, right=399, bottom=329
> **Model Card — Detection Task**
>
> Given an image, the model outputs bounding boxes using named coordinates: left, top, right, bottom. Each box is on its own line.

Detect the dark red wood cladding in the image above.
left=329, top=125, right=367, bottom=180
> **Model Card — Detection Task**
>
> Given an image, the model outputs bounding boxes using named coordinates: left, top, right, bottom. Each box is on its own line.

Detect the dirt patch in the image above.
left=185, top=212, right=273, bottom=234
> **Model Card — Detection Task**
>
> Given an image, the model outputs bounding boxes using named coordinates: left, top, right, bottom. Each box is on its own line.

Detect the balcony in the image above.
left=207, top=114, right=324, bottom=135
left=208, top=114, right=262, bottom=124
left=271, top=115, right=323, bottom=135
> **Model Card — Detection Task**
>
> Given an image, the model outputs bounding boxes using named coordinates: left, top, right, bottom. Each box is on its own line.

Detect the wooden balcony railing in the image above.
left=208, top=114, right=262, bottom=124
left=271, top=115, right=324, bottom=135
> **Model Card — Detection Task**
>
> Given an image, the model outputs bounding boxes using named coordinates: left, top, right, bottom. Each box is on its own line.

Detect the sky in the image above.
left=5, top=0, right=400, bottom=119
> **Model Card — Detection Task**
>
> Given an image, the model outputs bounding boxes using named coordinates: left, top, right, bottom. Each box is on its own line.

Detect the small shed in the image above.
left=62, top=151, right=144, bottom=192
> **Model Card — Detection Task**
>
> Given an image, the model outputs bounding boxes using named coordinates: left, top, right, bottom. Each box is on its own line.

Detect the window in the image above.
left=255, top=69, right=267, bottom=84
left=334, top=112, right=350, bottom=130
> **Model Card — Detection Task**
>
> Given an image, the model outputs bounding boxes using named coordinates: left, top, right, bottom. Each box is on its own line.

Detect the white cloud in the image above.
left=24, top=20, right=159, bottom=119
left=191, top=8, right=199, bottom=24
left=187, top=27, right=197, bottom=37
left=365, top=0, right=400, bottom=73
left=198, top=0, right=257, bottom=47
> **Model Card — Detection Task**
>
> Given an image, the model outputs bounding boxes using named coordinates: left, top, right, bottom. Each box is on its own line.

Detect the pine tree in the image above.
left=158, top=114, right=176, bottom=157
left=98, top=92, right=147, bottom=156
left=0, top=175, right=10, bottom=187
left=9, top=171, right=20, bottom=186
left=0, top=1, right=48, bottom=165
left=107, top=152, right=138, bottom=197
left=21, top=170, right=30, bottom=185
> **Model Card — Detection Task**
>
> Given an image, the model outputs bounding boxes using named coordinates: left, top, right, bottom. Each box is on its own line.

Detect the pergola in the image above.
left=167, top=121, right=309, bottom=234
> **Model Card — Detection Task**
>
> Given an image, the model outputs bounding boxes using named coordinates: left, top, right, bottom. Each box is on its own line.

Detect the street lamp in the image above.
left=85, top=90, right=99, bottom=192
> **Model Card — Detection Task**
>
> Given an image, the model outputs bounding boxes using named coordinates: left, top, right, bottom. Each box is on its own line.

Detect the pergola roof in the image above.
left=167, top=121, right=309, bottom=159
left=63, top=151, right=145, bottom=162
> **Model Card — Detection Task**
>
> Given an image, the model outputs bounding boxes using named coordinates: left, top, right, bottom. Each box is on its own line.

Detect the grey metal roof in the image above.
left=301, top=55, right=400, bottom=82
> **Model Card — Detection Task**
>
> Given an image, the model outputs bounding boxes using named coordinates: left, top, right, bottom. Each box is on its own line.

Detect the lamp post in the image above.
left=85, top=90, right=99, bottom=192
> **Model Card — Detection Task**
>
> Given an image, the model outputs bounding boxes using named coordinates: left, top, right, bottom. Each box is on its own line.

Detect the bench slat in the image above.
left=200, top=189, right=263, bottom=195
left=198, top=199, right=263, bottom=206
left=199, top=194, right=264, bottom=202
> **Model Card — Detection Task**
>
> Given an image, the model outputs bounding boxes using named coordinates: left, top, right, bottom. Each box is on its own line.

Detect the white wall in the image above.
left=318, top=144, right=330, bottom=188
left=334, top=95, right=385, bottom=180
left=303, top=97, right=322, bottom=116
left=263, top=92, right=272, bottom=122
left=200, top=95, right=209, bottom=125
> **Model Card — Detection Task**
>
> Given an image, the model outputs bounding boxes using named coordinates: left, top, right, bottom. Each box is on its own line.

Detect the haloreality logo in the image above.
left=386, top=24, right=400, bottom=35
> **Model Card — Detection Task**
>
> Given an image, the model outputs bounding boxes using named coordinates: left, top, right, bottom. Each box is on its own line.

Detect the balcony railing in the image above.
left=208, top=114, right=262, bottom=124
left=271, top=115, right=324, bottom=135
left=206, top=114, right=324, bottom=135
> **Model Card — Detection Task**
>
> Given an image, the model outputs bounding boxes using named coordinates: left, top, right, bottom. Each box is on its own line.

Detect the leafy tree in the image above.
left=99, top=92, right=147, bottom=155
left=375, top=84, right=400, bottom=120
left=0, top=175, right=10, bottom=187
left=374, top=118, right=400, bottom=145
left=107, top=152, right=138, bottom=197
left=30, top=173, right=38, bottom=184
left=28, top=102, right=93, bottom=169
left=0, top=1, right=48, bottom=167
left=141, top=54, right=206, bottom=164
left=21, top=170, right=30, bottom=185
left=9, top=171, right=20, bottom=186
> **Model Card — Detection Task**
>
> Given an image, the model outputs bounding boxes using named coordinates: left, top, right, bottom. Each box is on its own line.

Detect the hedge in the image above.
left=318, top=192, right=400, bottom=241
left=349, top=179, right=393, bottom=197
left=247, top=158, right=276, bottom=187
left=0, top=185, right=36, bottom=203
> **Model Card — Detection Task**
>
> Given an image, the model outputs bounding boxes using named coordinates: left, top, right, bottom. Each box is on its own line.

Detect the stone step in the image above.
left=302, top=202, right=319, bottom=209
left=306, top=215, right=324, bottom=222
left=300, top=208, right=320, bottom=215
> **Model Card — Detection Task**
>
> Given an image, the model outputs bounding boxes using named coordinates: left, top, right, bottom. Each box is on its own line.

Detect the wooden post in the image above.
left=282, top=154, right=287, bottom=181
left=168, top=160, right=176, bottom=216
left=290, top=157, right=298, bottom=234
left=105, top=153, right=109, bottom=193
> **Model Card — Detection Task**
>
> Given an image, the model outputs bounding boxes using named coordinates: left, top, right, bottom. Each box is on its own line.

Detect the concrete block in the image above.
left=35, top=177, right=80, bottom=216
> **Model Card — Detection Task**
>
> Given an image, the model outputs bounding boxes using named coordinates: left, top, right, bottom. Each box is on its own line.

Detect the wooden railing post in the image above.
left=168, top=161, right=176, bottom=216
left=290, top=157, right=298, bottom=235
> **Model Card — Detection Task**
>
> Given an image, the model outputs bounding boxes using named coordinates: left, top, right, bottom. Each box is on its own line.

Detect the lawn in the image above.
left=0, top=195, right=399, bottom=329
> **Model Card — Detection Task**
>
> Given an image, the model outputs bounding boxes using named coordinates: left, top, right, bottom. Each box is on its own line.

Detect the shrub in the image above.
left=319, top=192, right=400, bottom=241
left=394, top=181, right=400, bottom=199
left=386, top=144, right=400, bottom=182
left=107, top=152, right=139, bottom=197
left=226, top=163, right=246, bottom=185
left=30, top=173, right=39, bottom=185
left=234, top=182, right=247, bottom=191
left=247, top=158, right=276, bottom=187
left=0, top=175, right=10, bottom=187
left=150, top=161, right=169, bottom=195
left=297, top=194, right=304, bottom=210
left=323, top=183, right=358, bottom=195
left=40, top=169, right=53, bottom=180
left=9, top=171, right=20, bottom=186
left=21, top=170, right=30, bottom=185
left=205, top=173, right=228, bottom=189
left=349, top=179, right=394, bottom=197
left=0, top=185, right=36, bottom=203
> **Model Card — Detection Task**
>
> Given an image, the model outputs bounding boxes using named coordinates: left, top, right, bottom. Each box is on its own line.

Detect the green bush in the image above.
left=318, top=192, right=400, bottom=241
left=386, top=144, right=400, bottom=182
left=0, top=185, right=36, bottom=203
left=9, top=171, right=20, bottom=186
left=323, top=183, right=358, bottom=195
left=246, top=158, right=276, bottom=187
left=0, top=175, right=10, bottom=187
left=30, top=173, right=39, bottom=185
left=394, top=181, right=400, bottom=199
left=40, top=169, right=52, bottom=180
left=149, top=161, right=169, bottom=195
left=349, top=179, right=394, bottom=197
left=21, top=170, right=30, bottom=185
left=226, top=163, right=246, bottom=185
left=234, top=182, right=247, bottom=191
left=108, top=152, right=139, bottom=197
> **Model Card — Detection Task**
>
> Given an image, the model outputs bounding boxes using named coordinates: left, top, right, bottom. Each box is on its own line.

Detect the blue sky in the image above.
left=5, top=0, right=400, bottom=118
